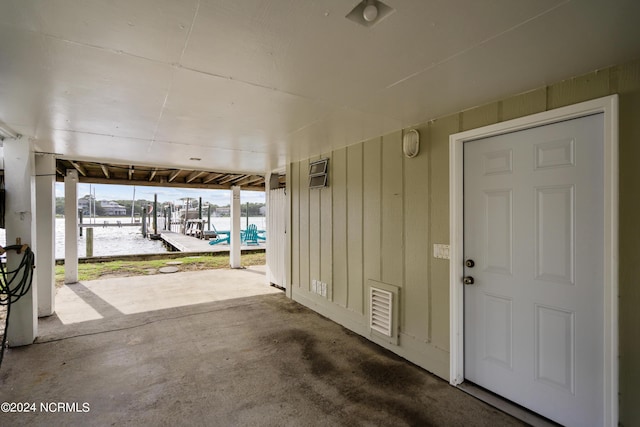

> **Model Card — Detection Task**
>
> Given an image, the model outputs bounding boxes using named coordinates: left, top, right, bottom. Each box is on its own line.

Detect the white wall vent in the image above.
left=368, top=280, right=399, bottom=345
left=370, top=287, right=393, bottom=336
left=309, top=158, right=329, bottom=189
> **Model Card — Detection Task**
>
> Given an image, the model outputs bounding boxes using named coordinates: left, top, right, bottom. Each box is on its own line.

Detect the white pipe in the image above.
left=0, top=123, right=20, bottom=140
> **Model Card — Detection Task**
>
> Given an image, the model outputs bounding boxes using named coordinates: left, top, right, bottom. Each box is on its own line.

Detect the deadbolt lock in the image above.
left=465, top=259, right=475, bottom=268
left=463, top=276, right=475, bottom=285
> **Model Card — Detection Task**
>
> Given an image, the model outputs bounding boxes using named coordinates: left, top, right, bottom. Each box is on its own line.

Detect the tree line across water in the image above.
left=55, top=197, right=265, bottom=217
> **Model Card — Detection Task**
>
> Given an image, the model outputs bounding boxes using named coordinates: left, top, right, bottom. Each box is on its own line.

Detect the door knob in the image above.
left=463, top=276, right=475, bottom=285
left=465, top=259, right=475, bottom=268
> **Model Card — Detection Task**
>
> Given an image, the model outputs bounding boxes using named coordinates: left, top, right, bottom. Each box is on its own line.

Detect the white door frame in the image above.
left=449, top=95, right=618, bottom=425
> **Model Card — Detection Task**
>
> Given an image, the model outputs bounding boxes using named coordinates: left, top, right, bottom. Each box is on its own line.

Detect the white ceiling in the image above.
left=1, top=0, right=639, bottom=175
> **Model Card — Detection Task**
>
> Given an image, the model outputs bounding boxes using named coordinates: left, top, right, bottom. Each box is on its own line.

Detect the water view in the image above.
left=0, top=216, right=267, bottom=259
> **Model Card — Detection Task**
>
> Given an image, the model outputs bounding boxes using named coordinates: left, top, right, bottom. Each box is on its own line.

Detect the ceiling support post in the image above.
left=64, top=170, right=79, bottom=284
left=230, top=186, right=241, bottom=269
left=4, top=136, right=37, bottom=345
left=35, top=153, right=56, bottom=317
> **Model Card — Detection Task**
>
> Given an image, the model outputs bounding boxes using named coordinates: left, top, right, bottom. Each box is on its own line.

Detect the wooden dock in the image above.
left=79, top=222, right=141, bottom=228
left=160, top=231, right=265, bottom=253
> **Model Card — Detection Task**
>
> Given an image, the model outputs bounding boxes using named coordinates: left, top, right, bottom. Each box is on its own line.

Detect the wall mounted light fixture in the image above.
left=363, top=0, right=378, bottom=22
left=403, top=129, right=420, bottom=158
left=346, top=0, right=394, bottom=28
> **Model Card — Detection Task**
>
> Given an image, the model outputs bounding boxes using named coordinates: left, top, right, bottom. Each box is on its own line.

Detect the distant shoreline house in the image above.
left=100, top=200, right=127, bottom=216
left=214, top=206, right=230, bottom=217
left=78, top=196, right=92, bottom=215
left=77, top=196, right=127, bottom=216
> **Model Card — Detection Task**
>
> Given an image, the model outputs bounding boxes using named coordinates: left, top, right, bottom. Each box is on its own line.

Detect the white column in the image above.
left=264, top=173, right=271, bottom=285
left=285, top=163, right=292, bottom=299
left=230, top=185, right=241, bottom=268
left=4, top=137, right=37, bottom=346
left=64, top=170, right=79, bottom=284
left=35, top=154, right=56, bottom=316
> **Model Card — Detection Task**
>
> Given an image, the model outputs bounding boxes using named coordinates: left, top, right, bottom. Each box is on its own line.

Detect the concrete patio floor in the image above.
left=0, top=267, right=524, bottom=426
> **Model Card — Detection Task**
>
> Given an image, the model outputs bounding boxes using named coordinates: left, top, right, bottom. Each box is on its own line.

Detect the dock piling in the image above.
left=142, top=207, right=147, bottom=238
left=86, top=227, right=93, bottom=257
left=153, top=194, right=158, bottom=235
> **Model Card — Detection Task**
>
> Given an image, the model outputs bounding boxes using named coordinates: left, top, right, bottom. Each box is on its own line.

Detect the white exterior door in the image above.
left=463, top=114, right=604, bottom=426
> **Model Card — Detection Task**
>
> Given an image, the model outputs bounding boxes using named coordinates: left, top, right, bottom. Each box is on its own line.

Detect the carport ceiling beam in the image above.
left=70, top=161, right=87, bottom=177
left=100, top=164, right=110, bottom=179
left=186, top=170, right=206, bottom=183
left=202, top=172, right=224, bottom=184
left=218, top=174, right=242, bottom=185
left=168, top=169, right=182, bottom=182
left=230, top=175, right=248, bottom=184
left=246, top=176, right=265, bottom=186
left=235, top=175, right=263, bottom=186
left=148, top=168, right=157, bottom=182
left=128, top=166, right=134, bottom=180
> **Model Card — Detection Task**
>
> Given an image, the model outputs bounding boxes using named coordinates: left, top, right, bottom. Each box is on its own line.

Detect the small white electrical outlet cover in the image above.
left=433, top=244, right=450, bottom=260
left=311, top=280, right=317, bottom=293
left=321, top=282, right=327, bottom=297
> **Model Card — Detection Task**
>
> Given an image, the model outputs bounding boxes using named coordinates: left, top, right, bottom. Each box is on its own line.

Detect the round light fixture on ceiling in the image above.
left=403, top=129, right=420, bottom=158
left=363, top=3, right=378, bottom=22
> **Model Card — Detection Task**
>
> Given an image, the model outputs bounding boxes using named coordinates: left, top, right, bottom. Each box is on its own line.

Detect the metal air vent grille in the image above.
left=370, top=287, right=393, bottom=336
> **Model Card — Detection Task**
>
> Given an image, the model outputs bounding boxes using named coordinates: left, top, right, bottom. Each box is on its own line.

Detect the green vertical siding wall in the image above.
left=616, top=63, right=640, bottom=427
left=346, top=144, right=364, bottom=313
left=288, top=59, right=640, bottom=426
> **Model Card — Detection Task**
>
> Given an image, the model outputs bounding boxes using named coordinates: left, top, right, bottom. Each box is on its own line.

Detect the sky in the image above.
left=55, top=182, right=265, bottom=206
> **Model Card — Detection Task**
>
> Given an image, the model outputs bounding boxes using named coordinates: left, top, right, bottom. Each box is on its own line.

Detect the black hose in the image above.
left=0, top=245, right=35, bottom=369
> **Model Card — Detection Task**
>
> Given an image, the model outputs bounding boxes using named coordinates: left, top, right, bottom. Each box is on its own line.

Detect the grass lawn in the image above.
left=55, top=252, right=266, bottom=286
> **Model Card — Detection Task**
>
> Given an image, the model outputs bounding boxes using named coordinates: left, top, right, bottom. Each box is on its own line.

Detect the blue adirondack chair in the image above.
left=208, top=226, right=230, bottom=245
left=208, top=234, right=230, bottom=245
left=202, top=222, right=219, bottom=240
left=242, top=224, right=259, bottom=245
